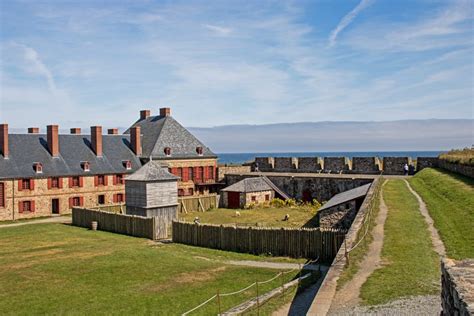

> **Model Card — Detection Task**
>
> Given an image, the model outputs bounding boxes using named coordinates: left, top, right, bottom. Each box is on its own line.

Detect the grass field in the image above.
left=409, top=168, right=474, bottom=259
left=0, top=223, right=303, bottom=315
left=439, top=148, right=474, bottom=166
left=360, top=179, right=440, bottom=306
left=179, top=206, right=318, bottom=228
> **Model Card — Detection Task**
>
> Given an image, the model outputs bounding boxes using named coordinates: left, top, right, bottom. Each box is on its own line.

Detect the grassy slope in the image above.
left=180, top=206, right=318, bottom=228
left=409, top=168, right=474, bottom=259
left=0, top=224, right=300, bottom=315
left=360, top=180, right=439, bottom=306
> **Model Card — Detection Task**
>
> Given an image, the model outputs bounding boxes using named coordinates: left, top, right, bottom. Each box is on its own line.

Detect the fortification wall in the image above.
left=255, top=157, right=273, bottom=172
left=297, top=157, right=322, bottom=173
left=382, top=157, right=410, bottom=175
left=217, top=165, right=252, bottom=181
left=273, top=157, right=297, bottom=172
left=323, top=157, right=349, bottom=172
left=352, top=157, right=380, bottom=174
left=441, top=258, right=474, bottom=315
left=439, top=160, right=474, bottom=179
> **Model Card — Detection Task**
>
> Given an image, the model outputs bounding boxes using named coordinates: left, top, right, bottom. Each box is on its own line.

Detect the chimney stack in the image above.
left=140, top=110, right=151, bottom=120
left=28, top=127, right=39, bottom=134
left=91, top=126, right=103, bottom=157
left=107, top=128, right=118, bottom=135
left=0, top=124, right=8, bottom=158
left=160, top=107, right=171, bottom=117
left=47, top=125, right=59, bottom=157
left=130, top=126, right=142, bottom=156
left=70, top=128, right=81, bottom=135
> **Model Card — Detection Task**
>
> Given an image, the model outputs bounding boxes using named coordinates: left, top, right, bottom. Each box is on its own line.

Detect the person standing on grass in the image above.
left=404, top=163, right=409, bottom=175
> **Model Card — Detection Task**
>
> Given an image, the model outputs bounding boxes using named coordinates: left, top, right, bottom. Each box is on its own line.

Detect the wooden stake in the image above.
left=217, top=289, right=221, bottom=315
left=256, top=280, right=260, bottom=316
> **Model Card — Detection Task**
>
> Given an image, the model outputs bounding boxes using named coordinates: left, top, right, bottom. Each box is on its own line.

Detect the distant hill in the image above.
left=188, top=119, right=473, bottom=153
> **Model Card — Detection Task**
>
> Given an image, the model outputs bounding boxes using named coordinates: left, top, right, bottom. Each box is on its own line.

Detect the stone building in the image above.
left=0, top=107, right=216, bottom=221
left=125, top=161, right=179, bottom=218
left=125, top=108, right=218, bottom=197
left=221, top=177, right=276, bottom=209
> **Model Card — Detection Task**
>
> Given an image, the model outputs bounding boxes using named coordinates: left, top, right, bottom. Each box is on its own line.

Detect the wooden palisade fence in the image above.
left=72, top=208, right=168, bottom=240
left=172, top=221, right=346, bottom=263
left=178, top=194, right=219, bottom=213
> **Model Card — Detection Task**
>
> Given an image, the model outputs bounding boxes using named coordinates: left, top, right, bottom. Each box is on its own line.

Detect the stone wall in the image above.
left=245, top=190, right=274, bottom=206
left=297, top=157, right=322, bottom=173
left=441, top=258, right=474, bottom=315
left=417, top=157, right=439, bottom=171
left=217, top=165, right=252, bottom=181
left=352, top=157, right=380, bottom=174
left=439, top=160, right=474, bottom=179
left=318, top=201, right=356, bottom=230
left=0, top=176, right=125, bottom=221
left=382, top=157, right=410, bottom=175
left=273, top=157, right=296, bottom=172
left=323, top=157, right=349, bottom=172
left=255, top=157, right=273, bottom=172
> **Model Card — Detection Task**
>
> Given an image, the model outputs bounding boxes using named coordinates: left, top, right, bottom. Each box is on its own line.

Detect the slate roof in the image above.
left=222, top=177, right=274, bottom=193
left=319, top=183, right=372, bottom=211
left=126, top=161, right=179, bottom=182
left=125, top=115, right=216, bottom=159
left=0, top=134, right=142, bottom=180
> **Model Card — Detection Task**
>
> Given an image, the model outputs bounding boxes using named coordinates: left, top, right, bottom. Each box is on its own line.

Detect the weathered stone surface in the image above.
left=323, top=157, right=349, bottom=173
left=383, top=157, right=410, bottom=175
left=417, top=157, right=439, bottom=171
left=274, top=157, right=296, bottom=172
left=297, top=157, right=322, bottom=173
left=441, top=258, right=474, bottom=316
left=352, top=157, right=380, bottom=174
left=217, top=165, right=251, bottom=181
left=439, top=161, right=474, bottom=179
left=255, top=157, right=273, bottom=172
left=318, top=201, right=356, bottom=230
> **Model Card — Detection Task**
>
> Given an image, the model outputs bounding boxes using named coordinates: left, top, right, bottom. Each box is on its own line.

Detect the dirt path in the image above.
left=404, top=180, right=446, bottom=257
left=226, top=260, right=320, bottom=271
left=0, top=216, right=71, bottom=228
left=329, top=180, right=389, bottom=313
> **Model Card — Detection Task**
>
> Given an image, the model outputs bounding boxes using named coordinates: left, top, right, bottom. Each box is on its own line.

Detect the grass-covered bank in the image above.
left=0, top=223, right=302, bottom=315
left=409, top=168, right=474, bottom=259
left=360, top=180, right=439, bottom=306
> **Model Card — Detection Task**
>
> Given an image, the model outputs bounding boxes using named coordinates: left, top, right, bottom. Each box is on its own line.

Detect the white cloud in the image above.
left=328, top=0, right=374, bottom=47
left=203, top=24, right=233, bottom=36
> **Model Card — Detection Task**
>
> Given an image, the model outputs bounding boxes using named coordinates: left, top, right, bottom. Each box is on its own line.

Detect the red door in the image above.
left=227, top=192, right=240, bottom=209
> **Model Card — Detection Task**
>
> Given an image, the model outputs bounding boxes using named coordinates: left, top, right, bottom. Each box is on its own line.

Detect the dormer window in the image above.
left=122, top=160, right=132, bottom=170
left=164, top=147, right=171, bottom=156
left=81, top=161, right=90, bottom=172
left=33, top=162, right=43, bottom=174
left=196, top=146, right=203, bottom=156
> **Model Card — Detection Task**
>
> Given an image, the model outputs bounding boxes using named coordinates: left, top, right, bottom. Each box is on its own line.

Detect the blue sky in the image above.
left=0, top=0, right=473, bottom=129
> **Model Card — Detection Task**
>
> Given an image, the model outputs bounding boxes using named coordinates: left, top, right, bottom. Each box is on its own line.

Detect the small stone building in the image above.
left=221, top=177, right=276, bottom=209
left=125, top=161, right=179, bottom=219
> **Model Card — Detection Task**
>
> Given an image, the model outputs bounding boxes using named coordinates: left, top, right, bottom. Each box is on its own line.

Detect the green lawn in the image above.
left=0, top=223, right=303, bottom=315
left=179, top=206, right=318, bottom=228
left=360, top=179, right=440, bottom=305
left=409, top=168, right=474, bottom=259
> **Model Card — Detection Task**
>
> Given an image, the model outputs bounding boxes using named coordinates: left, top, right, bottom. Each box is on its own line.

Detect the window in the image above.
left=164, top=147, right=171, bottom=156
left=188, top=188, right=194, bottom=196
left=251, top=196, right=257, bottom=202
left=265, top=194, right=270, bottom=201
left=0, top=183, right=4, bottom=207
left=81, top=161, right=90, bottom=172
left=98, top=195, right=105, bottom=205
left=72, top=197, right=81, bottom=207
left=19, top=200, right=35, bottom=213
left=188, top=167, right=194, bottom=181
left=21, top=179, right=31, bottom=190
left=196, top=146, right=203, bottom=155
left=122, top=160, right=132, bottom=170
left=208, top=166, right=214, bottom=180
left=51, top=177, right=60, bottom=188
left=33, top=162, right=43, bottom=174
left=23, top=201, right=32, bottom=212
left=178, top=189, right=185, bottom=196
left=198, top=167, right=204, bottom=180
left=114, top=193, right=124, bottom=203
left=97, top=175, right=105, bottom=186
left=115, top=174, right=124, bottom=185
left=71, top=176, right=80, bottom=187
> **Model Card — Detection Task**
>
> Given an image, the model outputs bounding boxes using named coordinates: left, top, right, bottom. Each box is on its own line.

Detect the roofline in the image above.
left=0, top=170, right=137, bottom=180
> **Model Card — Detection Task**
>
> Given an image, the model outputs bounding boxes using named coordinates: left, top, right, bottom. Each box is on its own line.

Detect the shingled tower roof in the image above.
left=125, top=110, right=216, bottom=160
left=126, top=161, right=179, bottom=182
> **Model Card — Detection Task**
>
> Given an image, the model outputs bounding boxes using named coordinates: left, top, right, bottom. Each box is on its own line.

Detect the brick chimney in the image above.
left=70, top=128, right=81, bottom=134
left=130, top=126, right=142, bottom=156
left=0, top=124, right=8, bottom=158
left=107, top=128, right=118, bottom=135
left=28, top=127, right=39, bottom=134
left=140, top=110, right=151, bottom=120
left=160, top=107, right=171, bottom=117
left=91, top=126, right=103, bottom=157
left=47, top=125, right=59, bottom=157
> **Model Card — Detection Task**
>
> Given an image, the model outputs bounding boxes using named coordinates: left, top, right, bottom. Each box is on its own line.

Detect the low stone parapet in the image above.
left=441, top=258, right=474, bottom=315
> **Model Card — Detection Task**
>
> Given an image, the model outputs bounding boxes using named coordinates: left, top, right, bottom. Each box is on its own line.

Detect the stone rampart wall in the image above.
left=439, top=160, right=474, bottom=179
left=417, top=157, right=439, bottom=171
left=441, top=258, right=474, bottom=315
left=323, top=157, right=349, bottom=172
left=273, top=157, right=296, bottom=172
left=352, top=157, right=380, bottom=174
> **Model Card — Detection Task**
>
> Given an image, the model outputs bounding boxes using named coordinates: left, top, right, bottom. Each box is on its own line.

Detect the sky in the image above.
left=0, top=0, right=473, bottom=129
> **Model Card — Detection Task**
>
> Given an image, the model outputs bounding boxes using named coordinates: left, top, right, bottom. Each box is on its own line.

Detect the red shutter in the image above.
left=104, top=175, right=108, bottom=186
left=30, top=179, right=35, bottom=190
left=112, top=194, right=117, bottom=203
left=31, top=201, right=35, bottom=212
left=18, top=201, right=23, bottom=213
left=18, top=180, right=23, bottom=191
left=113, top=175, right=117, bottom=185
left=79, top=177, right=84, bottom=187
left=94, top=176, right=98, bottom=187
left=182, top=167, right=188, bottom=181
left=79, top=196, right=84, bottom=206
left=171, top=168, right=178, bottom=176
left=58, top=178, right=63, bottom=189
left=69, top=198, right=73, bottom=208
left=69, top=177, right=73, bottom=188
left=194, top=167, right=199, bottom=181
left=47, top=178, right=52, bottom=189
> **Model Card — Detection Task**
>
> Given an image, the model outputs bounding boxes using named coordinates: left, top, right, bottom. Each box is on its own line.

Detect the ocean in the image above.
left=217, top=151, right=444, bottom=165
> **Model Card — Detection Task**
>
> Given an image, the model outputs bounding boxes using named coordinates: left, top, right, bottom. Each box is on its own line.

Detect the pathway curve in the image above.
left=404, top=180, right=446, bottom=257
left=0, top=216, right=71, bottom=228
left=329, top=180, right=389, bottom=313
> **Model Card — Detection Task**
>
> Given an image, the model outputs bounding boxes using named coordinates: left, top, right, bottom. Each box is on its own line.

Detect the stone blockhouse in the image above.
left=125, top=161, right=179, bottom=219
left=352, top=157, right=380, bottom=174
left=273, top=157, right=297, bottom=172
left=297, top=157, right=322, bottom=173
left=221, top=177, right=276, bottom=209
left=323, top=157, right=350, bottom=173
left=383, top=157, right=411, bottom=175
